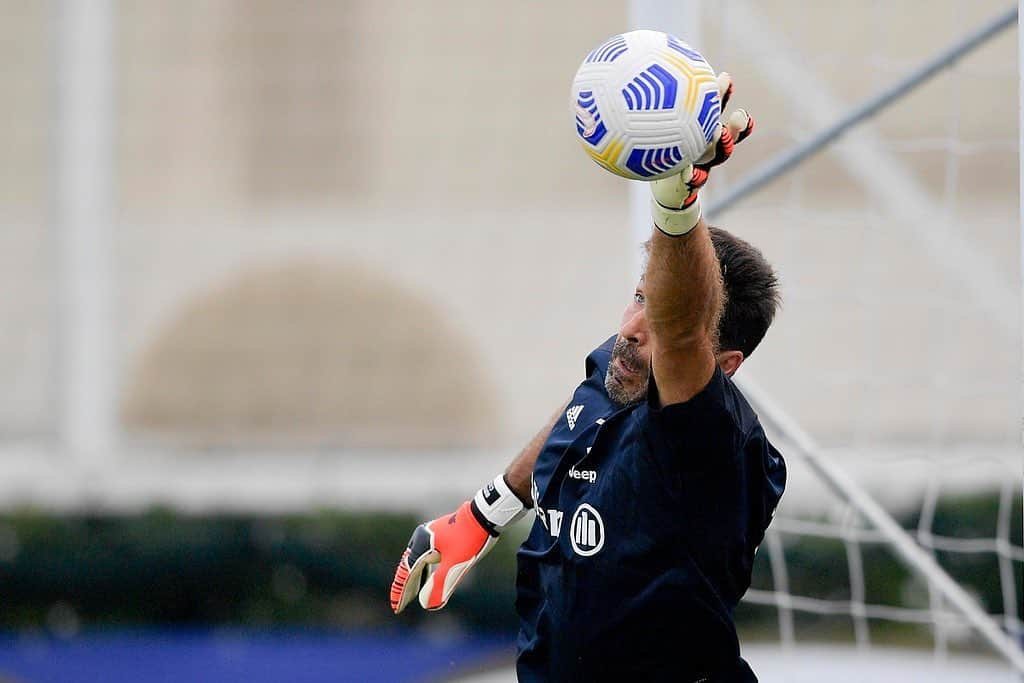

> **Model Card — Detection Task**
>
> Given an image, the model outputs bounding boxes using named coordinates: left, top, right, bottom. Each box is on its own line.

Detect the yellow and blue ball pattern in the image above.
left=571, top=30, right=720, bottom=181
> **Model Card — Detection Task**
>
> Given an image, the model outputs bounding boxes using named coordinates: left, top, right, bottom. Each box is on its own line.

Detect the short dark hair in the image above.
left=708, top=226, right=780, bottom=358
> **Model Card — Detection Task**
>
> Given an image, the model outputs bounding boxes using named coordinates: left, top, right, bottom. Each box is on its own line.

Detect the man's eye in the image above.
left=634, top=291, right=645, bottom=305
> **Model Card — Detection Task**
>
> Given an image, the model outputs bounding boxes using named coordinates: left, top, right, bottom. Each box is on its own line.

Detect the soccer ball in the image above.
left=571, top=30, right=720, bottom=181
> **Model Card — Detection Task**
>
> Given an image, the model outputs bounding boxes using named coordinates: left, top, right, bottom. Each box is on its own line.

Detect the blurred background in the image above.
left=0, top=0, right=1021, bottom=680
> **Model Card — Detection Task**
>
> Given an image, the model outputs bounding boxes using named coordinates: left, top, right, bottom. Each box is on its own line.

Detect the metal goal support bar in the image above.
left=736, top=374, right=1024, bottom=672
left=706, top=5, right=1018, bottom=219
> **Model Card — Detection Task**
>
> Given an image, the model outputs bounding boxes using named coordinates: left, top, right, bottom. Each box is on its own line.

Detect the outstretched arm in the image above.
left=504, top=401, right=568, bottom=505
left=390, top=400, right=565, bottom=613
left=646, top=75, right=754, bottom=406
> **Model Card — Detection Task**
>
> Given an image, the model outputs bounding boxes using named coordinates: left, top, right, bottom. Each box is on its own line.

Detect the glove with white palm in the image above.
left=651, top=73, right=755, bottom=236
left=390, top=475, right=526, bottom=613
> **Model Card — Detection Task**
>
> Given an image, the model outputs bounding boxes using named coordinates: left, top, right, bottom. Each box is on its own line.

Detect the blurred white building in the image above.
left=0, top=0, right=1018, bottom=507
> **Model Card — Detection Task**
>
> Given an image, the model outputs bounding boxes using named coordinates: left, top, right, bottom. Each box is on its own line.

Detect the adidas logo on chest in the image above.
left=566, top=404, right=584, bottom=430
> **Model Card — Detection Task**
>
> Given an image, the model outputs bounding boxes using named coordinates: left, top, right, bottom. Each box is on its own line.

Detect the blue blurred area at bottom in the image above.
left=0, top=629, right=511, bottom=683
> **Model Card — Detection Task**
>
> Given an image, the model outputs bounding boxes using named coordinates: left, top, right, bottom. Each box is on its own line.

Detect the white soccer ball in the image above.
left=572, top=30, right=720, bottom=181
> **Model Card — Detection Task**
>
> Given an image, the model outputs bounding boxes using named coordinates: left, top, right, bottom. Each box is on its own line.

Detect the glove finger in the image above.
left=389, top=549, right=422, bottom=614
left=695, top=122, right=736, bottom=170
left=389, top=525, right=440, bottom=614
left=693, top=108, right=753, bottom=170
left=688, top=167, right=709, bottom=193
left=676, top=166, right=709, bottom=210
left=727, top=108, right=755, bottom=145
left=419, top=536, right=497, bottom=611
left=716, top=72, right=734, bottom=110
left=418, top=559, right=453, bottom=611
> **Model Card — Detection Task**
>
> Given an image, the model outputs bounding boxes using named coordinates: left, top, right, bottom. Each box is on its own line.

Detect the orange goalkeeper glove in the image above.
left=390, top=475, right=526, bottom=613
left=651, top=72, right=755, bottom=236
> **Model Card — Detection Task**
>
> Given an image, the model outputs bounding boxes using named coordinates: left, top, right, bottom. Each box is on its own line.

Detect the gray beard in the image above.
left=603, top=337, right=648, bottom=408
left=604, top=367, right=644, bottom=408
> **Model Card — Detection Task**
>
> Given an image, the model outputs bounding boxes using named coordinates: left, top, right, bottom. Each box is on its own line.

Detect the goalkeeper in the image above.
left=390, top=75, right=785, bottom=682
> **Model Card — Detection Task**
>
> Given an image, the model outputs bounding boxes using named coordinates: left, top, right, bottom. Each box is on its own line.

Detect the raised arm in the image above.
left=645, top=75, right=754, bottom=406
left=645, top=221, right=722, bottom=406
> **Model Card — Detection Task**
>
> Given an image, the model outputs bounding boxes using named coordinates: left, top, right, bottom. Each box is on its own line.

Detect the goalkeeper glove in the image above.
left=651, top=72, right=755, bottom=236
left=390, top=474, right=527, bottom=613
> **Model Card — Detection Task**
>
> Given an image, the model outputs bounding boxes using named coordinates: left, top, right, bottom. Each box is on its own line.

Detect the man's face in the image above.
left=604, top=286, right=652, bottom=407
left=604, top=282, right=745, bottom=407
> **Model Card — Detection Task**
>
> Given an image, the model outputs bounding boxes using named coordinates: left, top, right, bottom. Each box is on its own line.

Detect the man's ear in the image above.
left=716, top=350, right=745, bottom=377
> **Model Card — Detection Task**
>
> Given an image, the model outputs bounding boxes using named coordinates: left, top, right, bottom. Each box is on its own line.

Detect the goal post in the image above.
left=54, top=0, right=116, bottom=468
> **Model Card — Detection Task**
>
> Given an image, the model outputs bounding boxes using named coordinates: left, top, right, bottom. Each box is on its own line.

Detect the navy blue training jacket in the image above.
left=515, top=336, right=786, bottom=682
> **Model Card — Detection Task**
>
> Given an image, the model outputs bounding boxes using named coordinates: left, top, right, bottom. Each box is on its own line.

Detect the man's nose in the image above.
left=620, top=309, right=648, bottom=345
